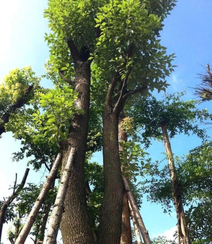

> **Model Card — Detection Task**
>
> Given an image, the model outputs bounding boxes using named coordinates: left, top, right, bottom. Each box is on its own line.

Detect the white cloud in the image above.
left=156, top=226, right=177, bottom=241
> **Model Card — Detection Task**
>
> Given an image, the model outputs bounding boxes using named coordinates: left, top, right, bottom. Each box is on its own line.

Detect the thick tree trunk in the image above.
left=44, top=148, right=75, bottom=244
left=123, top=177, right=151, bottom=244
left=60, top=59, right=94, bottom=244
left=118, top=114, right=132, bottom=244
left=98, top=108, right=124, bottom=244
left=15, top=154, right=62, bottom=244
left=129, top=201, right=143, bottom=244
left=0, top=168, right=29, bottom=243
left=161, top=124, right=190, bottom=244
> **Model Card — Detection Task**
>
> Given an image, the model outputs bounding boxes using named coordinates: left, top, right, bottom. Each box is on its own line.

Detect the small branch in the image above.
left=105, top=72, right=120, bottom=108
left=13, top=173, right=18, bottom=195
left=113, top=67, right=132, bottom=114
left=0, top=168, right=30, bottom=243
left=58, top=71, right=73, bottom=85
left=123, top=84, right=147, bottom=100
left=67, top=39, right=81, bottom=64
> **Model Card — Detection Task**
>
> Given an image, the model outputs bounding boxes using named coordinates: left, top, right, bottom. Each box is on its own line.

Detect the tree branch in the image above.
left=0, top=84, right=34, bottom=135
left=105, top=72, right=120, bottom=108
left=113, top=67, right=132, bottom=114
left=58, top=70, right=73, bottom=85
left=67, top=39, right=81, bottom=64
left=122, top=84, right=148, bottom=100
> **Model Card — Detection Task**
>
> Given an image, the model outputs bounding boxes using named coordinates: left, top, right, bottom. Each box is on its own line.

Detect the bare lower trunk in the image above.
left=161, top=124, right=190, bottom=244
left=98, top=109, right=124, bottom=244
left=60, top=57, right=94, bottom=244
left=15, top=154, right=61, bottom=244
left=129, top=201, right=143, bottom=244
left=123, top=177, right=151, bottom=244
left=44, top=148, right=75, bottom=244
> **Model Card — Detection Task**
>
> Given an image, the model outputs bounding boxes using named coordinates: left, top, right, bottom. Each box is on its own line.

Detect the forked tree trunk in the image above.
left=129, top=201, right=143, bottom=244
left=15, top=154, right=62, bottom=244
left=118, top=114, right=132, bottom=244
left=98, top=108, right=124, bottom=244
left=161, top=124, right=190, bottom=244
left=60, top=47, right=94, bottom=244
left=43, top=148, right=75, bottom=244
left=123, top=176, right=151, bottom=244
left=0, top=168, right=29, bottom=243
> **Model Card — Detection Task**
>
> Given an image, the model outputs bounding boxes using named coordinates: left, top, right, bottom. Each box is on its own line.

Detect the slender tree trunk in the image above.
left=15, top=154, right=62, bottom=244
left=0, top=168, right=29, bottom=243
left=60, top=56, right=94, bottom=244
left=123, top=177, right=151, bottom=244
left=129, top=201, right=143, bottom=244
left=98, top=108, right=124, bottom=244
left=44, top=148, right=75, bottom=244
left=118, top=114, right=132, bottom=244
left=120, top=193, right=132, bottom=244
left=161, top=124, right=190, bottom=244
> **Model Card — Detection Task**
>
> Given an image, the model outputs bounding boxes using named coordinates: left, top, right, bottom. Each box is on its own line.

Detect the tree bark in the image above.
left=0, top=168, right=29, bottom=243
left=118, top=114, right=132, bottom=244
left=123, top=176, right=151, bottom=244
left=129, top=201, right=143, bottom=244
left=161, top=124, right=191, bottom=244
left=98, top=107, right=124, bottom=244
left=15, top=153, right=62, bottom=244
left=43, top=148, right=75, bottom=244
left=60, top=43, right=94, bottom=244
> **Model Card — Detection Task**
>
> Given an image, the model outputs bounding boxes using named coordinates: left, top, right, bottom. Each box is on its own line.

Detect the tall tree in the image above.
left=131, top=93, right=210, bottom=244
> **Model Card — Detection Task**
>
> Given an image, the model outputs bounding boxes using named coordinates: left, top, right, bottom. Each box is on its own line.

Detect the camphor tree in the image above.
left=2, top=0, right=177, bottom=243
left=43, top=1, right=176, bottom=243
left=130, top=93, right=210, bottom=244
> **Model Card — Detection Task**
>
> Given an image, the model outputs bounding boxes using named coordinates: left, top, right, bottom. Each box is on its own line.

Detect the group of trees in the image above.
left=0, top=0, right=211, bottom=244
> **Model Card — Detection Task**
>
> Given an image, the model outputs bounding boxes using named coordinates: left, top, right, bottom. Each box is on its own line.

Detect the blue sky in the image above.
left=0, top=0, right=212, bottom=243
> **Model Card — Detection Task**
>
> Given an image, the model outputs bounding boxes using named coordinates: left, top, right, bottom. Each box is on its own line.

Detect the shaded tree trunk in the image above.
left=44, top=148, right=75, bottom=244
left=161, top=124, right=190, bottom=244
left=60, top=41, right=94, bottom=244
left=15, top=154, right=62, bottom=244
left=98, top=107, right=124, bottom=244
left=123, top=176, right=151, bottom=244
left=0, top=168, right=29, bottom=243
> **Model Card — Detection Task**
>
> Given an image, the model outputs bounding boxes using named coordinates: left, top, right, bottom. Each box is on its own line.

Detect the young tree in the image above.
left=131, top=93, right=210, bottom=244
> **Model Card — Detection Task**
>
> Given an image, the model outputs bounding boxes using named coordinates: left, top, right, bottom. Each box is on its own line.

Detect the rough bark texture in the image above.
left=161, top=124, right=191, bottom=244
left=118, top=114, right=132, bottom=244
left=0, top=168, right=29, bottom=243
left=60, top=46, right=94, bottom=244
left=120, top=193, right=132, bottom=244
left=129, top=201, right=143, bottom=244
left=123, top=177, right=151, bottom=244
left=0, top=85, right=33, bottom=135
left=98, top=108, right=124, bottom=244
left=15, top=154, right=62, bottom=244
left=44, top=148, right=75, bottom=244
